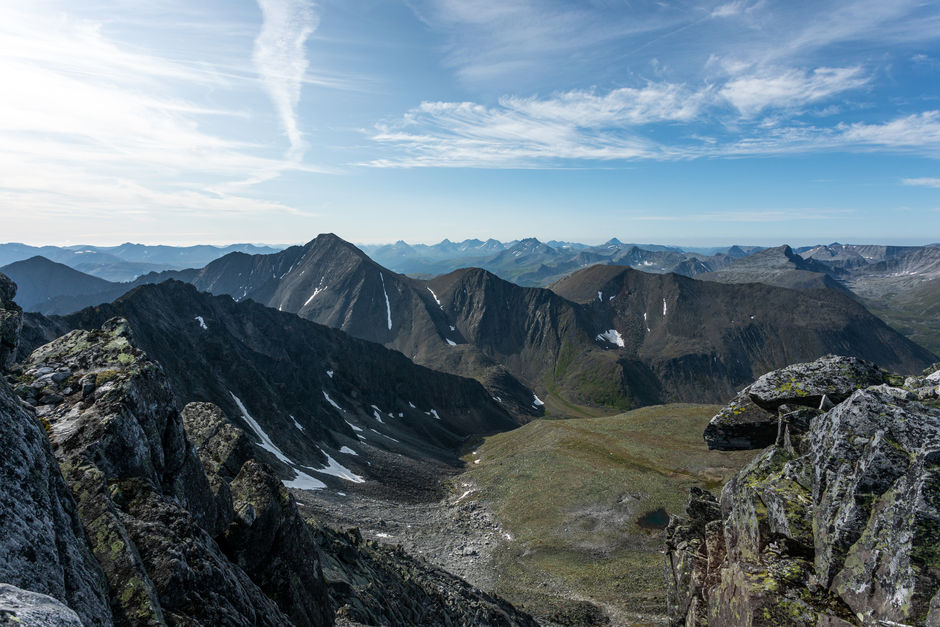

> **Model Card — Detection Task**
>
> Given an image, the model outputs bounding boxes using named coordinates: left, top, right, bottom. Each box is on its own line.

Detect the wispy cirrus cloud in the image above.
left=0, top=4, right=322, bottom=231
left=839, top=111, right=940, bottom=148
left=367, top=71, right=928, bottom=167
left=367, top=83, right=712, bottom=167
left=253, top=0, right=318, bottom=160
left=720, top=67, right=868, bottom=117
left=903, top=177, right=940, bottom=188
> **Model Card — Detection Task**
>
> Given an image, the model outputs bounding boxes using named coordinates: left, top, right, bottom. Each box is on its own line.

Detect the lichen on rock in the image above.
left=668, top=356, right=940, bottom=626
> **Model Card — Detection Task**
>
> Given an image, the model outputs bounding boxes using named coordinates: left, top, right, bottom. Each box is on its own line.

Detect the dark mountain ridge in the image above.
left=156, top=235, right=936, bottom=412
left=37, top=280, right=518, bottom=501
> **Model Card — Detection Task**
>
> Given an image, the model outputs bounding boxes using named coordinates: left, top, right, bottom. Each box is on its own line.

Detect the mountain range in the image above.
left=0, top=242, right=282, bottom=282
left=5, top=235, right=937, bottom=417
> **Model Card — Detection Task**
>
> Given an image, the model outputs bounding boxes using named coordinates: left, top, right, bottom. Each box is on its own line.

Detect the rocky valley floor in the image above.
left=296, top=404, right=754, bottom=625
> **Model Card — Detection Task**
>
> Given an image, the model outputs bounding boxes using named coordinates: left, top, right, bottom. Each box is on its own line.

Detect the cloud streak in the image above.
left=253, top=0, right=317, bottom=160
left=0, top=4, right=321, bottom=233
left=367, top=72, right=939, bottom=168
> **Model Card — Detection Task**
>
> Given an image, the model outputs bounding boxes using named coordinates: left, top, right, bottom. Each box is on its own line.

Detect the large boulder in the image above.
left=811, top=387, right=940, bottom=624
left=183, top=402, right=332, bottom=627
left=747, top=355, right=887, bottom=410
left=704, top=391, right=778, bottom=450
left=668, top=360, right=940, bottom=626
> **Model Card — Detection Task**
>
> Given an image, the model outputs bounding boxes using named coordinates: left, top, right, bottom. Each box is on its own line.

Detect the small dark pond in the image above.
left=636, top=507, right=670, bottom=530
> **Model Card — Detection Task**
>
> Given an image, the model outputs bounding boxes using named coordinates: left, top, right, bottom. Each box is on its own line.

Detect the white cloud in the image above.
left=253, top=0, right=317, bottom=160
left=368, top=84, right=713, bottom=167
left=902, top=177, right=940, bottom=188
left=711, top=2, right=750, bottom=18
left=721, top=67, right=868, bottom=116
left=0, top=4, right=320, bottom=230
left=839, top=111, right=940, bottom=148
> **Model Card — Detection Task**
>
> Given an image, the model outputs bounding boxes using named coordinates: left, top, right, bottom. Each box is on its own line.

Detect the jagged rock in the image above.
left=22, top=319, right=297, bottom=625
left=223, top=460, right=333, bottom=627
left=184, top=401, right=332, bottom=626
left=181, top=401, right=254, bottom=481
left=0, top=584, right=83, bottom=627
left=704, top=391, right=778, bottom=450
left=667, top=362, right=940, bottom=626
left=664, top=488, right=722, bottom=625
left=747, top=355, right=887, bottom=410
left=315, top=522, right=540, bottom=626
left=0, top=272, right=22, bottom=369
left=0, top=370, right=112, bottom=626
left=812, top=387, right=940, bottom=624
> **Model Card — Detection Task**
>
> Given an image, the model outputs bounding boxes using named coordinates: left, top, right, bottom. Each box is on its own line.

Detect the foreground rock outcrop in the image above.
left=20, top=318, right=299, bottom=625
left=667, top=356, right=940, bottom=626
left=0, top=274, right=112, bottom=626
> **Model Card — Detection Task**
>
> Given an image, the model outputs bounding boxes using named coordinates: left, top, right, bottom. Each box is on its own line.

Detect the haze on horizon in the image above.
left=1, top=0, right=938, bottom=246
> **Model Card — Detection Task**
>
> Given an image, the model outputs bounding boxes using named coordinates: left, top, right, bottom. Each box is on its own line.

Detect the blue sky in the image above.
left=1, top=0, right=939, bottom=246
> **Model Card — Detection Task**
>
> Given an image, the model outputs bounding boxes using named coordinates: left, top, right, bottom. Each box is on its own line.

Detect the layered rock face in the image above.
left=18, top=318, right=303, bottom=626
left=667, top=356, right=940, bottom=626
left=0, top=274, right=113, bottom=626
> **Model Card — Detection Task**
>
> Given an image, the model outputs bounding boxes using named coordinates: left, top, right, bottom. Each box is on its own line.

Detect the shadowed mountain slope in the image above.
left=148, top=234, right=936, bottom=413
left=695, top=244, right=847, bottom=291
left=51, top=280, right=518, bottom=501
left=550, top=264, right=936, bottom=401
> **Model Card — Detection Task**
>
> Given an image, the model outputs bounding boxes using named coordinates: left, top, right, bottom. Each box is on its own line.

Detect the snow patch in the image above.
left=597, top=291, right=603, bottom=301
left=370, top=428, right=400, bottom=442
left=311, top=450, right=365, bottom=483
left=326, top=370, right=334, bottom=378
left=532, top=393, right=544, bottom=407
left=408, top=402, right=416, bottom=409
left=230, top=392, right=291, bottom=464
left=194, top=316, right=208, bottom=330
left=428, top=409, right=441, bottom=420
left=379, top=272, right=392, bottom=330
left=596, top=329, right=624, bottom=347
left=303, top=286, right=325, bottom=307
left=643, top=312, right=650, bottom=333
left=446, top=338, right=457, bottom=346
left=344, top=420, right=363, bottom=432
left=663, top=298, right=667, bottom=316
left=455, top=489, right=474, bottom=503
left=339, top=446, right=358, bottom=456
left=291, top=415, right=305, bottom=432
left=375, top=532, right=393, bottom=539
left=283, top=469, right=326, bottom=491
left=372, top=408, right=384, bottom=423
left=323, top=391, right=344, bottom=412
left=427, top=286, right=443, bottom=309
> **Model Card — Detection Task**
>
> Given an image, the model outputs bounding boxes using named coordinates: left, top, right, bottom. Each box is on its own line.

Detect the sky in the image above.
left=1, top=0, right=939, bottom=247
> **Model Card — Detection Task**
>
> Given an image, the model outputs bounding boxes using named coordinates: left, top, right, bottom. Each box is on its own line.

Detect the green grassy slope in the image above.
left=459, top=404, right=754, bottom=625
